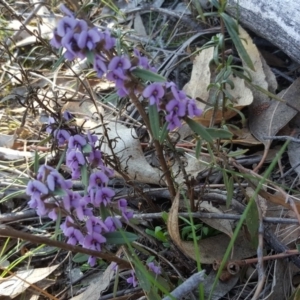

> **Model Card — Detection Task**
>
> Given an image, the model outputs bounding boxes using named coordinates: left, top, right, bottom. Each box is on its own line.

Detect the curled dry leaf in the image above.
left=71, top=264, right=114, bottom=300
left=95, top=122, right=163, bottom=185
left=183, top=46, right=253, bottom=126
left=199, top=201, right=233, bottom=238
left=167, top=192, right=256, bottom=263
left=0, top=265, right=59, bottom=298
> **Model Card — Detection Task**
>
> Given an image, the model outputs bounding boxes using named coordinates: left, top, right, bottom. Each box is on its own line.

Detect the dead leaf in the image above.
left=229, top=127, right=262, bottom=146
left=71, top=264, right=114, bottom=300
left=199, top=201, right=233, bottom=238
left=168, top=192, right=256, bottom=263
left=183, top=46, right=253, bottom=126
left=94, top=122, right=163, bottom=185
left=0, top=265, right=59, bottom=298
left=134, top=13, right=147, bottom=37
left=248, top=78, right=300, bottom=169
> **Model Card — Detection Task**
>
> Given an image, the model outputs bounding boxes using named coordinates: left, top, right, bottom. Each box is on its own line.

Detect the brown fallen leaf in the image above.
left=167, top=191, right=256, bottom=263
left=183, top=46, right=253, bottom=126
left=248, top=78, right=300, bottom=170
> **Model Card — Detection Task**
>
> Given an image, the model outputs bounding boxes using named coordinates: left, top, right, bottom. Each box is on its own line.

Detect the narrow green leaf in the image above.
left=52, top=51, right=65, bottom=71
left=148, top=104, right=160, bottom=140
left=104, top=231, right=138, bottom=244
left=34, top=151, right=39, bottom=174
left=186, top=118, right=214, bottom=143
left=72, top=253, right=89, bottom=263
left=195, top=139, right=202, bottom=159
left=220, top=13, right=254, bottom=70
left=246, top=202, right=259, bottom=248
left=80, top=164, right=88, bottom=190
left=86, top=51, right=94, bottom=65
left=206, top=128, right=233, bottom=139
left=158, top=122, right=169, bottom=143
left=132, top=68, right=166, bottom=82
left=226, top=177, right=234, bottom=208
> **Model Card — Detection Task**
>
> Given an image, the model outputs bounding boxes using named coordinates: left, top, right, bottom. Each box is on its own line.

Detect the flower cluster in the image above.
left=50, top=5, right=202, bottom=131
left=27, top=112, right=133, bottom=266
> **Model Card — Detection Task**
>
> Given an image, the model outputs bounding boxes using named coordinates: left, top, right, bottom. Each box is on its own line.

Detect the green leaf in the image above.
left=158, top=122, right=169, bottom=143
left=86, top=51, right=94, bottom=65
left=185, top=118, right=214, bottom=143
left=104, top=231, right=138, bottom=244
left=34, top=151, right=39, bottom=174
left=195, top=139, right=202, bottom=159
left=135, top=265, right=152, bottom=292
left=132, top=68, right=167, bottom=82
left=72, top=253, right=89, bottom=263
left=206, top=128, right=233, bottom=139
left=148, top=104, right=160, bottom=140
left=220, top=13, right=254, bottom=70
left=226, top=176, right=234, bottom=208
left=80, top=164, right=88, bottom=190
left=82, top=143, right=93, bottom=154
left=246, top=202, right=259, bottom=248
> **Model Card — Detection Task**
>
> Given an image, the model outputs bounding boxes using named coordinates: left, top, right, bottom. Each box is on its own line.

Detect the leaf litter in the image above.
left=1, top=1, right=300, bottom=299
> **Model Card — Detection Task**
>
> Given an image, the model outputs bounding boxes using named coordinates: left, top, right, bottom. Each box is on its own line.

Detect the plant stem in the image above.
left=129, top=91, right=176, bottom=198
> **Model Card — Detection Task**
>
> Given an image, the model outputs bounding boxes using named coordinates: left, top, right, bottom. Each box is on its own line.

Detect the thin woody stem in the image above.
left=0, top=225, right=130, bottom=269
left=128, top=91, right=176, bottom=198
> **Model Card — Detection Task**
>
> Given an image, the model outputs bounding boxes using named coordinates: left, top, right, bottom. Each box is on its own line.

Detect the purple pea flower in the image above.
left=61, top=216, right=75, bottom=234
left=101, top=30, right=116, bottom=50
left=77, top=27, right=102, bottom=50
left=68, top=134, right=87, bottom=150
left=76, top=197, right=93, bottom=220
left=93, top=54, right=107, bottom=78
left=87, top=131, right=98, bottom=146
left=92, top=187, right=115, bottom=207
left=66, top=149, right=85, bottom=179
left=147, top=262, right=161, bottom=275
left=54, top=129, right=71, bottom=146
left=86, top=216, right=105, bottom=234
left=83, top=232, right=106, bottom=251
left=62, top=191, right=80, bottom=212
left=187, top=99, right=202, bottom=117
left=165, top=99, right=186, bottom=117
left=56, top=17, right=78, bottom=37
left=127, top=270, right=138, bottom=287
left=36, top=165, right=54, bottom=181
left=165, top=111, right=182, bottom=131
left=59, top=4, right=74, bottom=17
left=50, top=29, right=62, bottom=48
left=88, top=149, right=103, bottom=168
left=143, top=83, right=165, bottom=106
left=88, top=256, right=97, bottom=267
left=65, top=226, right=84, bottom=246
left=47, top=169, right=72, bottom=191
left=104, top=216, right=122, bottom=232
left=48, top=208, right=58, bottom=221
left=108, top=55, right=131, bottom=72
left=88, top=171, right=109, bottom=189
left=133, top=49, right=150, bottom=69
left=63, top=111, right=74, bottom=121
left=26, top=180, right=48, bottom=200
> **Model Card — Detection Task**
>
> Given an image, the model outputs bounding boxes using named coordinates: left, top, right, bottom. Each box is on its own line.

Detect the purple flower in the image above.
left=88, top=256, right=97, bottom=267
left=26, top=180, right=48, bottom=199
left=59, top=4, right=74, bottom=17
left=62, top=191, right=80, bottom=212
left=88, top=149, right=103, bottom=168
left=133, top=49, right=150, bottom=69
left=61, top=31, right=84, bottom=60
left=36, top=165, right=54, bottom=181
left=147, top=262, right=161, bottom=275
left=108, top=56, right=131, bottom=72
left=63, top=111, right=74, bottom=121
left=93, top=54, right=107, bottom=78
left=66, top=149, right=85, bottom=179
left=127, top=270, right=138, bottom=287
left=56, top=17, right=78, bottom=37
left=61, top=216, right=75, bottom=234
left=76, top=197, right=93, bottom=220
left=54, top=129, right=71, bottom=146
left=48, top=208, right=58, bottom=221
left=165, top=99, right=186, bottom=117
left=102, top=30, right=116, bottom=50
left=91, top=187, right=115, bottom=206
left=65, top=226, right=84, bottom=246
left=77, top=27, right=102, bottom=50
left=87, top=131, right=98, bottom=146
left=143, top=83, right=165, bottom=106
left=50, top=29, right=62, bottom=48
left=47, top=169, right=71, bottom=191
left=104, top=216, right=122, bottom=232
left=88, top=171, right=109, bottom=189
left=187, top=100, right=202, bottom=118
left=165, top=111, right=182, bottom=131
left=83, top=232, right=106, bottom=251
left=86, top=216, right=105, bottom=234
left=68, top=134, right=87, bottom=150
